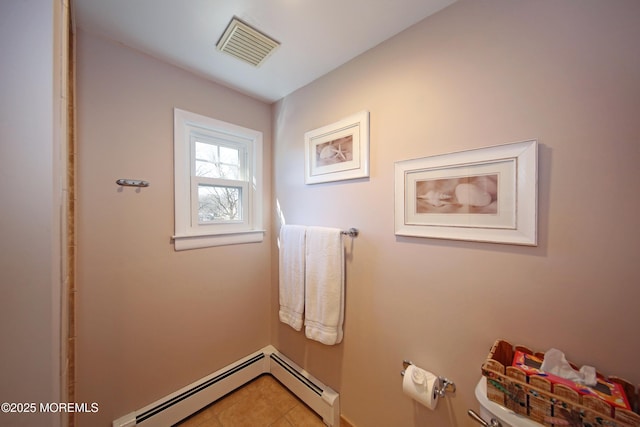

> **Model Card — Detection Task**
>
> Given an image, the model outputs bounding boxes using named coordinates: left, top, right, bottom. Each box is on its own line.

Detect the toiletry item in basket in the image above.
left=540, top=348, right=596, bottom=386
left=512, top=351, right=631, bottom=411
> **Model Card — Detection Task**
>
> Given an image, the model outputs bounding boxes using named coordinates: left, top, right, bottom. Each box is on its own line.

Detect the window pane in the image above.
left=195, top=141, right=219, bottom=178
left=195, top=141, right=218, bottom=162
left=220, top=146, right=239, bottom=165
left=198, top=184, right=242, bottom=222
left=195, top=141, right=241, bottom=179
left=195, top=159, right=217, bottom=177
left=219, top=146, right=240, bottom=179
left=219, top=164, right=239, bottom=179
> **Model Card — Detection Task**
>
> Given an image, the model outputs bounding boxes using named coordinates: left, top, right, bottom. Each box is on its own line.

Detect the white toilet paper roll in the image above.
left=402, top=365, right=440, bottom=410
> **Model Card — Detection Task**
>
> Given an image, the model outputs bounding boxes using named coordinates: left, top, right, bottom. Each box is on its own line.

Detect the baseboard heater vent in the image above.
left=112, top=345, right=339, bottom=427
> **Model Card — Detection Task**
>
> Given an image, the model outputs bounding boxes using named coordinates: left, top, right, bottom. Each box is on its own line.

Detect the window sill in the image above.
left=173, top=230, right=265, bottom=251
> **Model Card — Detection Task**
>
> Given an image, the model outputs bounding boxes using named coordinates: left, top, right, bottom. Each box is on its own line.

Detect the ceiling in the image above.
left=72, top=0, right=456, bottom=103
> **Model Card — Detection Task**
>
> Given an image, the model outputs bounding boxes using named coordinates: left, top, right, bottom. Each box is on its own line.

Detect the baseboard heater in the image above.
left=112, top=345, right=339, bottom=427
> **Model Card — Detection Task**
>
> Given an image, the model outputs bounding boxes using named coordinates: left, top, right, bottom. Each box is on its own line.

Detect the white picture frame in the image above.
left=394, top=140, right=538, bottom=246
left=304, top=111, right=370, bottom=184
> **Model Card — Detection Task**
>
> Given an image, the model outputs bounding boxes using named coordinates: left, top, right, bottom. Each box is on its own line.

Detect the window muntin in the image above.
left=194, top=138, right=241, bottom=180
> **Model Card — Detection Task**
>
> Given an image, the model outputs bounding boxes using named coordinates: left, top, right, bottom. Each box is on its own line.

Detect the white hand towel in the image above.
left=278, top=225, right=307, bottom=331
left=304, top=226, right=344, bottom=345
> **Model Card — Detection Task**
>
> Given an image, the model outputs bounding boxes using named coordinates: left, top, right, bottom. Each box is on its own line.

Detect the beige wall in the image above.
left=272, top=1, right=640, bottom=426
left=0, top=1, right=63, bottom=426
left=75, top=31, right=272, bottom=425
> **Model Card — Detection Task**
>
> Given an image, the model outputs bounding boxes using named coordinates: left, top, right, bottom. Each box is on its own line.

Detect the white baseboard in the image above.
left=112, top=346, right=339, bottom=427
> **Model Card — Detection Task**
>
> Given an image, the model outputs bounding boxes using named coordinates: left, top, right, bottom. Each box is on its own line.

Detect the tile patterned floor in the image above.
left=173, top=374, right=334, bottom=427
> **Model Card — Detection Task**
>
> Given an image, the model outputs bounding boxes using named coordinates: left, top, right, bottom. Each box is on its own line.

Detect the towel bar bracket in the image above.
left=341, top=228, right=358, bottom=237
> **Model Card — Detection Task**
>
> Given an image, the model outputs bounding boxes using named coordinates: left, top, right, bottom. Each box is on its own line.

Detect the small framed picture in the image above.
left=395, top=140, right=538, bottom=245
left=304, top=111, right=369, bottom=184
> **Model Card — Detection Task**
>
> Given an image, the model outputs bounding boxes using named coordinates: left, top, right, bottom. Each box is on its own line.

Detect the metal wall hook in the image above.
left=116, top=179, right=149, bottom=187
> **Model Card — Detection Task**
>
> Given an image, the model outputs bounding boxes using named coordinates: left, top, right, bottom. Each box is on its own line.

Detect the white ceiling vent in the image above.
left=216, top=17, right=280, bottom=67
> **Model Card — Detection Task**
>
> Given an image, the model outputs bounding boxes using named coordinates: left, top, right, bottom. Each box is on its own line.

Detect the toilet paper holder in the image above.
left=401, top=360, right=456, bottom=397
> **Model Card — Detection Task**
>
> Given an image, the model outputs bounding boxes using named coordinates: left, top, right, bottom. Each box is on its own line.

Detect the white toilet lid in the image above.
left=475, top=377, right=543, bottom=427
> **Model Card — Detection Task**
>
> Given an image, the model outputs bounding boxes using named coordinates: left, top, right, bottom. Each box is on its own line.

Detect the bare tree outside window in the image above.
left=198, top=185, right=241, bottom=221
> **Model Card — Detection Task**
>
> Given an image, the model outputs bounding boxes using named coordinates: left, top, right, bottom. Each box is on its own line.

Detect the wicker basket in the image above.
left=481, top=339, right=640, bottom=427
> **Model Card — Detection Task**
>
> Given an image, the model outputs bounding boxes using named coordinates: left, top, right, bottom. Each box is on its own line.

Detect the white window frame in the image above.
left=173, top=108, right=264, bottom=250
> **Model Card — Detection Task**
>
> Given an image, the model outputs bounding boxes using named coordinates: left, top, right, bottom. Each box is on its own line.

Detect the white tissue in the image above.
left=402, top=365, right=440, bottom=410
left=540, top=348, right=597, bottom=386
